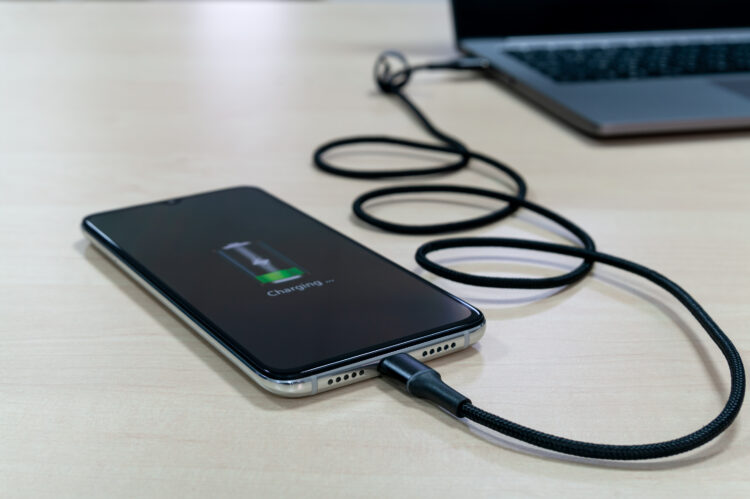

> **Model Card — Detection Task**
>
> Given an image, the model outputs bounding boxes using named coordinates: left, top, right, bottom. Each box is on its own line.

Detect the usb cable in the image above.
left=379, top=236, right=745, bottom=461
left=315, top=51, right=745, bottom=461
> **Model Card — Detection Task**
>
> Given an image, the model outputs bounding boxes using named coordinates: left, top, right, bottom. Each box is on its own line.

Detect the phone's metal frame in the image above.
left=84, top=230, right=485, bottom=398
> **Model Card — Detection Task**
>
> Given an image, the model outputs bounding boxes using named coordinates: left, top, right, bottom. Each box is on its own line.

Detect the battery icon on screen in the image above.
left=218, top=241, right=305, bottom=285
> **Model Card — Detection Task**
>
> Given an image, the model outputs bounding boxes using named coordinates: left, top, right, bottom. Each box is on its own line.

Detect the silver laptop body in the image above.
left=452, top=1, right=750, bottom=136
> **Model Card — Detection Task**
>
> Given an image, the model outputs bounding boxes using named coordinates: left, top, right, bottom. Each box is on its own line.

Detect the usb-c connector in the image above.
left=378, top=353, right=470, bottom=416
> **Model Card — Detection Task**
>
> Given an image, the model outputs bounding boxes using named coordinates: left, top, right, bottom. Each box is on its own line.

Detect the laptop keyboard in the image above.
left=506, top=42, right=750, bottom=82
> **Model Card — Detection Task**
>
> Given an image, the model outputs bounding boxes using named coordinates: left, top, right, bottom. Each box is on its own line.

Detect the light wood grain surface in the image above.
left=1, top=1, right=749, bottom=497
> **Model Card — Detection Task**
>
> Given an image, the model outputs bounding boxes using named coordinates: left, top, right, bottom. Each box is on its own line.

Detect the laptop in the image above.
left=451, top=0, right=750, bottom=136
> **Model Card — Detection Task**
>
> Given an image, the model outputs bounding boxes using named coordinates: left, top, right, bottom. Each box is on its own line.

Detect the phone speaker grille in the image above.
left=418, top=340, right=459, bottom=360
left=323, top=368, right=371, bottom=389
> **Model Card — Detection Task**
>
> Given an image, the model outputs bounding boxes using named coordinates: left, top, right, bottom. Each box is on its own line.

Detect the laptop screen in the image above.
left=452, top=0, right=750, bottom=40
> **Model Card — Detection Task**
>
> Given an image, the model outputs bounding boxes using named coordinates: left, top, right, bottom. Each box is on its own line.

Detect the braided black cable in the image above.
left=312, top=51, right=745, bottom=460
left=424, top=238, right=746, bottom=460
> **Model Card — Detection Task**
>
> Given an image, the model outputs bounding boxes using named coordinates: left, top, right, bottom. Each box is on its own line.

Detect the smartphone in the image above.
left=82, top=186, right=484, bottom=397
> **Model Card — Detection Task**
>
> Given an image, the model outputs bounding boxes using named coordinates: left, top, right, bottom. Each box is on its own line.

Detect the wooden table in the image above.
left=2, top=1, right=749, bottom=497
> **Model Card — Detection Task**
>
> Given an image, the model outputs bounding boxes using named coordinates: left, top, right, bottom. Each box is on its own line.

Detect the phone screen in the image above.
left=83, top=187, right=482, bottom=378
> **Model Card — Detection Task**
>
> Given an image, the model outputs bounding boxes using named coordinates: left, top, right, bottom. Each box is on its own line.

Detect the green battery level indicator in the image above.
left=218, top=241, right=305, bottom=285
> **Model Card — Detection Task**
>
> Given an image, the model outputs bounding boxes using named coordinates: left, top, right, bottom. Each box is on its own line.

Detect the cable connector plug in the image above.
left=378, top=353, right=471, bottom=416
